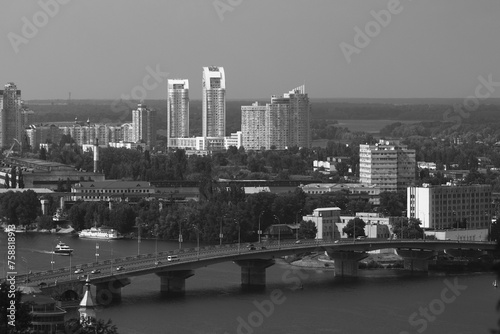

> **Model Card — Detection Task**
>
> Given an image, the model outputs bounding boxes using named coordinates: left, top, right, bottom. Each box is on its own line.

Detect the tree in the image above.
left=391, top=217, right=424, bottom=239
left=378, top=191, right=406, bottom=216
left=298, top=220, right=317, bottom=239
left=342, top=218, right=366, bottom=238
left=64, top=318, right=119, bottom=334
left=0, top=282, right=33, bottom=333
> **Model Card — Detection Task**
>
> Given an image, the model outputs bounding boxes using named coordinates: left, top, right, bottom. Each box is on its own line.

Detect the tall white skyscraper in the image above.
left=167, top=79, right=189, bottom=143
left=202, top=66, right=226, bottom=137
left=0, top=83, right=23, bottom=149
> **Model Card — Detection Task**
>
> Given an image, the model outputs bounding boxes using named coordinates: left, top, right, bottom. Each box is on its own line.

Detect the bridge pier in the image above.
left=326, top=251, right=368, bottom=277
left=157, top=270, right=195, bottom=297
left=95, top=278, right=131, bottom=305
left=235, top=259, right=275, bottom=289
left=396, top=249, right=435, bottom=272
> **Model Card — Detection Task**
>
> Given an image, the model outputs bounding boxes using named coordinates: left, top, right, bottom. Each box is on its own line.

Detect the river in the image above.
left=1, top=232, right=498, bottom=334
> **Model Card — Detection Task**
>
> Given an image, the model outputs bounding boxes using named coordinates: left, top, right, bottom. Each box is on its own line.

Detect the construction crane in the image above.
left=4, top=138, right=21, bottom=158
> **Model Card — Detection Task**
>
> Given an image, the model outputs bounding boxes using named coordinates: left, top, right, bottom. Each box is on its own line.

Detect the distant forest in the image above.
left=25, top=98, right=500, bottom=138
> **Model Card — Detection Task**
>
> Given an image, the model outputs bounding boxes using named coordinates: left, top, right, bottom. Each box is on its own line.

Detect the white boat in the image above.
left=494, top=280, right=498, bottom=288
left=78, top=227, right=122, bottom=240
left=54, top=241, right=73, bottom=255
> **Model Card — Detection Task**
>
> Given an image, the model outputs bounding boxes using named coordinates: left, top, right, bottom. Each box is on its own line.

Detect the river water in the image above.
left=1, top=233, right=498, bottom=334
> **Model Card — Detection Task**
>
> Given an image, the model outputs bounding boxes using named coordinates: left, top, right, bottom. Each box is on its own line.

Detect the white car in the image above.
left=74, top=268, right=84, bottom=274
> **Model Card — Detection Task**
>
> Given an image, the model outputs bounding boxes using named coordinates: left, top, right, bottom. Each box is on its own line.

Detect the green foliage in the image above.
left=298, top=220, right=317, bottom=239
left=64, top=318, right=118, bottom=334
left=391, top=217, right=424, bottom=239
left=343, top=218, right=366, bottom=238
left=0, top=190, right=41, bottom=226
left=378, top=191, right=406, bottom=217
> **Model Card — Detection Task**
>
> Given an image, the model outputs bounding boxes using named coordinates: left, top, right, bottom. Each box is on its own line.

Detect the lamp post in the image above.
left=273, top=215, right=281, bottom=249
left=51, top=251, right=54, bottom=270
left=192, top=225, right=200, bottom=260
left=235, top=220, right=241, bottom=254
left=179, top=219, right=184, bottom=250
left=258, top=211, right=264, bottom=244
left=109, top=240, right=113, bottom=275
left=95, top=243, right=99, bottom=263
left=295, top=210, right=302, bottom=240
left=219, top=216, right=224, bottom=246
left=154, top=224, right=159, bottom=264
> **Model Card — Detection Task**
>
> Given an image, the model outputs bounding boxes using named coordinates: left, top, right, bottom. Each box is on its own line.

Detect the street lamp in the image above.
left=95, top=243, right=99, bottom=263
left=273, top=215, right=281, bottom=249
left=235, top=220, right=241, bottom=254
left=258, top=211, right=265, bottom=244
left=154, top=224, right=159, bottom=264
left=295, top=210, right=302, bottom=240
left=192, top=224, right=200, bottom=260
left=179, top=219, right=185, bottom=250
left=220, top=216, right=225, bottom=246
left=51, top=251, right=55, bottom=270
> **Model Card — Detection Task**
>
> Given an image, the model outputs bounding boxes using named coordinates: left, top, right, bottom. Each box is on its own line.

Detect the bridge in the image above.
left=8, top=239, right=497, bottom=306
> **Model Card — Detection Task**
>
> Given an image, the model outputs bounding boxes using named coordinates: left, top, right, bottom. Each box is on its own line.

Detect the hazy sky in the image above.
left=1, top=0, right=499, bottom=100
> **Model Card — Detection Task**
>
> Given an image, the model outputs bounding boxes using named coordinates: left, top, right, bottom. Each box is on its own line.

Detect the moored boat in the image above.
left=78, top=227, right=122, bottom=240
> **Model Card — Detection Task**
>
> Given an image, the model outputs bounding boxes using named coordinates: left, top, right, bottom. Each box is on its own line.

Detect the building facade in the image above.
left=359, top=139, right=416, bottom=192
left=241, top=102, right=267, bottom=150
left=202, top=66, right=226, bottom=138
left=407, top=184, right=492, bottom=230
left=241, top=85, right=311, bottom=150
left=132, top=103, right=157, bottom=147
left=167, top=79, right=189, bottom=142
left=0, top=82, right=23, bottom=149
left=302, top=207, right=341, bottom=240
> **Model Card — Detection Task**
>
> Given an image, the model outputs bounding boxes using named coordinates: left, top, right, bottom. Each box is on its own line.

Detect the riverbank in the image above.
left=287, top=251, right=496, bottom=272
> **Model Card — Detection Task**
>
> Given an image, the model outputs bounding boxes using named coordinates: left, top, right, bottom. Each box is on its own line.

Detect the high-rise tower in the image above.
left=167, top=79, right=189, bottom=143
left=0, top=83, right=23, bottom=149
left=202, top=66, right=226, bottom=137
left=132, top=103, right=157, bottom=147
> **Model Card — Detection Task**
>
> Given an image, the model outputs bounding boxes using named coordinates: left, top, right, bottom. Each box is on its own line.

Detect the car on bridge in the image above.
left=74, top=268, right=84, bottom=274
left=116, top=266, right=125, bottom=271
left=91, top=269, right=101, bottom=274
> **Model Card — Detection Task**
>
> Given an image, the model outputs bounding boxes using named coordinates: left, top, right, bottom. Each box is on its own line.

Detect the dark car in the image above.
left=116, top=266, right=125, bottom=271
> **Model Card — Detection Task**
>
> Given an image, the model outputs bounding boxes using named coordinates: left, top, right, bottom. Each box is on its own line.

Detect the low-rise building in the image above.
left=301, top=183, right=381, bottom=205
left=71, top=180, right=155, bottom=202
left=302, top=207, right=341, bottom=240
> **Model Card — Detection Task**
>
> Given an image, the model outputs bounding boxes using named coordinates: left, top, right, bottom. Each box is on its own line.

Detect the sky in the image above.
left=0, top=0, right=499, bottom=100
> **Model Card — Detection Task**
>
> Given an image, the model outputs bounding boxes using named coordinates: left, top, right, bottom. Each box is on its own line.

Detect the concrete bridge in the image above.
left=9, top=239, right=497, bottom=306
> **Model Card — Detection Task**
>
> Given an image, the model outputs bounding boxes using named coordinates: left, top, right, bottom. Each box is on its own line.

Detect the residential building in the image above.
left=240, top=85, right=311, bottom=150
left=167, top=79, right=189, bottom=143
left=359, top=139, right=416, bottom=192
left=0, top=82, right=23, bottom=149
left=300, top=183, right=381, bottom=205
left=241, top=102, right=266, bottom=150
left=338, top=212, right=402, bottom=239
left=132, top=103, right=157, bottom=147
left=302, top=207, right=341, bottom=240
left=202, top=66, right=226, bottom=137
left=71, top=180, right=155, bottom=202
left=407, top=183, right=492, bottom=230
